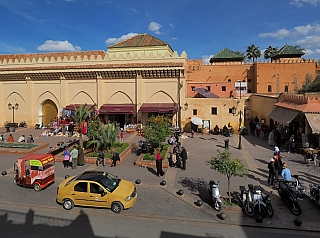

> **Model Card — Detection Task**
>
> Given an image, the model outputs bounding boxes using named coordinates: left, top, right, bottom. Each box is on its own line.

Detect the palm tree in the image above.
left=71, top=104, right=92, bottom=148
left=264, top=46, right=278, bottom=62
left=86, top=123, right=119, bottom=152
left=246, top=44, right=261, bottom=63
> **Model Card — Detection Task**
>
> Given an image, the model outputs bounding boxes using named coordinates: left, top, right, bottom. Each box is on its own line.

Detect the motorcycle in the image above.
left=239, top=184, right=273, bottom=218
left=305, top=183, right=320, bottom=205
left=277, top=176, right=302, bottom=215
left=19, top=121, right=27, bottom=128
left=209, top=180, right=222, bottom=211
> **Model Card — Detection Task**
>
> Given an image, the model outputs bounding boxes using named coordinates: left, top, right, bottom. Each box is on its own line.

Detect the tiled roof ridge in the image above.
left=211, top=47, right=244, bottom=59
left=0, top=50, right=107, bottom=62
left=109, top=33, right=169, bottom=48
left=272, top=44, right=305, bottom=57
left=0, top=62, right=184, bottom=72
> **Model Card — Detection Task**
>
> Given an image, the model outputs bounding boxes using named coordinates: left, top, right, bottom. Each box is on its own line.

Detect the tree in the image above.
left=298, top=73, right=320, bottom=93
left=264, top=46, right=278, bottom=62
left=294, top=45, right=306, bottom=54
left=86, top=114, right=101, bottom=152
left=71, top=104, right=92, bottom=149
left=144, top=115, right=171, bottom=149
left=206, top=149, right=249, bottom=201
left=86, top=123, right=119, bottom=152
left=246, top=44, right=261, bottom=63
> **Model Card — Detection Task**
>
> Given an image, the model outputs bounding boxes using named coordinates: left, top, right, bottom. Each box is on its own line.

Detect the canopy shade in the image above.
left=139, top=103, right=178, bottom=113
left=191, top=117, right=203, bottom=125
left=64, top=104, right=95, bottom=110
left=268, top=107, right=299, bottom=126
left=305, top=113, right=320, bottom=134
left=99, top=104, right=135, bottom=114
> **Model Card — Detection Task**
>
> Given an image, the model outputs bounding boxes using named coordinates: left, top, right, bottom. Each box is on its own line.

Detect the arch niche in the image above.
left=42, top=99, right=58, bottom=126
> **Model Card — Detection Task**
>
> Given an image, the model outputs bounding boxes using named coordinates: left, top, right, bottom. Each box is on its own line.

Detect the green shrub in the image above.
left=87, top=142, right=129, bottom=158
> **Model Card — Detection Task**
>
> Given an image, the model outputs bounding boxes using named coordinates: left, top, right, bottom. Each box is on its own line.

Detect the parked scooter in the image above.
left=239, top=184, right=273, bottom=218
left=277, top=176, right=302, bottom=215
left=209, top=180, right=222, bottom=211
left=305, top=183, right=320, bottom=205
left=19, top=121, right=27, bottom=128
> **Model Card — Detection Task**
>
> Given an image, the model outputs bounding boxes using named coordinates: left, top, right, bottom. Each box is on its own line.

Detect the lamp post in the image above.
left=8, top=103, right=19, bottom=124
left=237, top=80, right=242, bottom=150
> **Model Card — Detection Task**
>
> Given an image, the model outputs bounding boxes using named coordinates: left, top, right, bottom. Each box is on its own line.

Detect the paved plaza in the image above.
left=0, top=126, right=320, bottom=234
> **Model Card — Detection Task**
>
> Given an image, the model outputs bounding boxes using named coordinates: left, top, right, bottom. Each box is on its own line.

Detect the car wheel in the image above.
left=63, top=199, right=74, bottom=210
left=111, top=202, right=123, bottom=213
left=33, top=183, right=41, bottom=192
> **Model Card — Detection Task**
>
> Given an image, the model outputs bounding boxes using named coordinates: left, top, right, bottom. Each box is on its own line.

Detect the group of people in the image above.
left=168, top=142, right=188, bottom=171
left=267, top=146, right=292, bottom=186
left=0, top=134, right=34, bottom=143
left=63, top=146, right=79, bottom=169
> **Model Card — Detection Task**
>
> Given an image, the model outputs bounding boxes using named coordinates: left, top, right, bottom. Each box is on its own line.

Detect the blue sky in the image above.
left=0, top=0, right=320, bottom=63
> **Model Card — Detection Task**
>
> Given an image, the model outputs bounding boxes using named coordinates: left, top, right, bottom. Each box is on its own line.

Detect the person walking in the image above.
left=180, top=146, right=188, bottom=170
left=191, top=130, right=194, bottom=138
left=255, top=123, right=261, bottom=138
left=156, top=150, right=165, bottom=177
left=119, top=129, right=124, bottom=144
left=70, top=146, right=78, bottom=169
left=111, top=152, right=120, bottom=167
left=268, top=157, right=276, bottom=186
left=63, top=147, right=71, bottom=169
left=268, top=130, right=275, bottom=146
left=288, top=135, right=295, bottom=153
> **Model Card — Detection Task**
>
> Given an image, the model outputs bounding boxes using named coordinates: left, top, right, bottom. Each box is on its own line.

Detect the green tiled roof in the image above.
left=109, top=34, right=169, bottom=48
left=210, top=47, right=244, bottom=62
left=271, top=44, right=305, bottom=58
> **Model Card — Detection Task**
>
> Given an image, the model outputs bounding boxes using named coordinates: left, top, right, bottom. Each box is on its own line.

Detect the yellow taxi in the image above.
left=56, top=170, right=137, bottom=213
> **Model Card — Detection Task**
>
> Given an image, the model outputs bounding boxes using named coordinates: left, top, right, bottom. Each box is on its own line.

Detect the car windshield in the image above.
left=99, top=172, right=120, bottom=192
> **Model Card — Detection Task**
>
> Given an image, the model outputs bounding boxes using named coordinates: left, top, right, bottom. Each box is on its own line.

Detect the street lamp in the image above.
left=8, top=103, right=19, bottom=124
left=237, top=80, right=242, bottom=150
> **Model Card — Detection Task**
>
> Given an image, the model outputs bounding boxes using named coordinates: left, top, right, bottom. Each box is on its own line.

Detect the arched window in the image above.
left=284, top=85, right=288, bottom=92
left=268, top=85, right=272, bottom=92
left=228, top=79, right=231, bottom=82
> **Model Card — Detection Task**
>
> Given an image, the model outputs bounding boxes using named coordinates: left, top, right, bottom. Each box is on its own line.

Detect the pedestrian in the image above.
left=156, top=150, right=165, bottom=177
left=268, top=130, right=275, bottom=146
left=168, top=135, right=175, bottom=145
left=255, top=123, right=261, bottom=138
left=254, top=116, right=259, bottom=124
left=268, top=157, right=276, bottom=186
left=274, top=153, right=284, bottom=177
left=180, top=146, right=188, bottom=170
left=174, top=143, right=181, bottom=168
left=274, top=146, right=280, bottom=156
left=119, top=129, right=124, bottom=144
left=0, top=134, right=6, bottom=141
left=281, top=164, right=292, bottom=182
left=63, top=147, right=70, bottom=168
left=288, top=135, right=295, bottom=153
left=70, top=146, right=78, bottom=169
left=249, top=120, right=255, bottom=136
left=111, top=152, right=120, bottom=167
left=68, top=122, right=74, bottom=137
left=191, top=130, right=194, bottom=138
left=96, top=150, right=105, bottom=167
